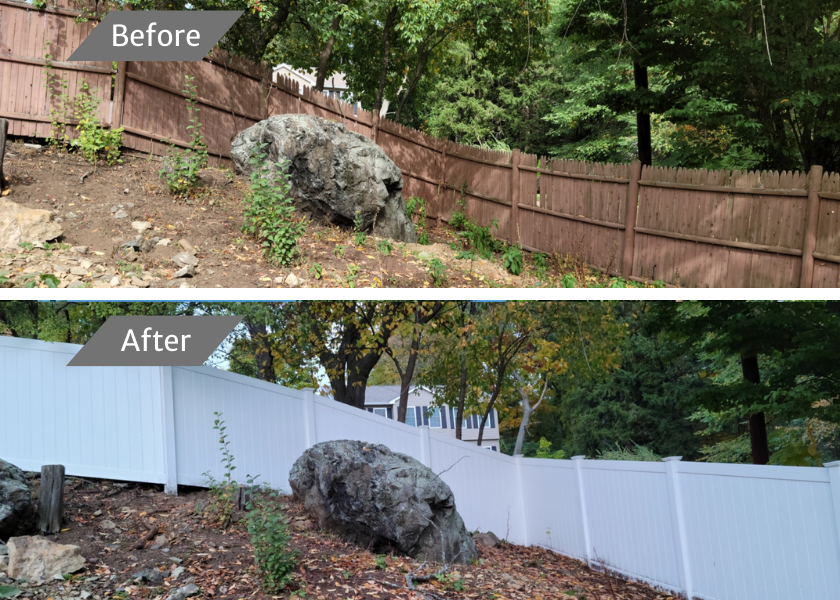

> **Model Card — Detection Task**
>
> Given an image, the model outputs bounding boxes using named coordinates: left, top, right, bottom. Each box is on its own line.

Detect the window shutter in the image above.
left=441, top=408, right=447, bottom=429
left=386, top=407, right=393, bottom=420
left=367, top=408, right=373, bottom=413
left=449, top=407, right=455, bottom=427
left=489, top=409, right=496, bottom=428
left=492, top=446, right=497, bottom=452
left=473, top=415, right=479, bottom=428
left=422, top=406, right=429, bottom=426
left=466, top=415, right=472, bottom=429
left=415, top=406, right=422, bottom=425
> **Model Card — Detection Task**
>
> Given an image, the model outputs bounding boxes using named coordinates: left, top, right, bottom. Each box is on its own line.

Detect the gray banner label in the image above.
left=67, top=316, right=242, bottom=367
left=68, top=11, right=243, bottom=62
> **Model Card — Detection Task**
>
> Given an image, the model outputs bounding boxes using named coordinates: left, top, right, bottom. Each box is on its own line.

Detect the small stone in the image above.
left=70, top=246, right=88, bottom=254
left=172, top=265, right=195, bottom=278
left=285, top=272, right=299, bottom=287
left=154, top=535, right=169, bottom=547
left=172, top=252, right=198, bottom=268
left=65, top=212, right=77, bottom=219
left=157, top=238, right=171, bottom=247
left=178, top=240, right=196, bottom=255
left=69, top=266, right=88, bottom=276
left=170, top=567, right=185, bottom=581
left=24, top=143, right=44, bottom=151
left=114, top=210, right=128, bottom=219
left=125, top=202, right=135, bottom=209
left=92, top=510, right=102, bottom=517
left=130, top=276, right=150, bottom=288
left=109, top=276, right=121, bottom=287
left=52, top=264, right=69, bottom=274
left=68, top=281, right=85, bottom=288
left=99, top=520, right=116, bottom=530
left=80, top=591, right=91, bottom=599
left=123, top=189, right=130, bottom=194
left=273, top=276, right=283, bottom=284
left=110, top=206, right=118, bottom=213
left=80, top=260, right=92, bottom=269
left=131, top=221, right=151, bottom=234
left=121, top=238, right=141, bottom=250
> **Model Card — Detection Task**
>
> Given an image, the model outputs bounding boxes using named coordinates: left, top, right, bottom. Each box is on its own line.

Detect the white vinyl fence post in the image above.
left=160, top=366, right=178, bottom=495
left=303, top=391, right=318, bottom=449
left=514, top=454, right=529, bottom=546
left=419, top=426, right=432, bottom=468
left=663, top=457, right=693, bottom=599
left=826, top=461, right=840, bottom=575
left=571, top=456, right=593, bottom=567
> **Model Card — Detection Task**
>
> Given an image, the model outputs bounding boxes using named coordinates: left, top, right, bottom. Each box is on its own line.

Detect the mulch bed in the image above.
left=4, top=477, right=671, bottom=600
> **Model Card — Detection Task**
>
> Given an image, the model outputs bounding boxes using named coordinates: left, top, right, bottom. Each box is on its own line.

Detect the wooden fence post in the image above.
left=111, top=62, right=128, bottom=128
left=800, top=164, right=824, bottom=288
left=511, top=149, right=521, bottom=245
left=621, top=159, right=643, bottom=277
left=38, top=464, right=65, bottom=534
left=259, top=62, right=271, bottom=120
left=437, top=143, right=447, bottom=225
left=0, top=117, right=8, bottom=189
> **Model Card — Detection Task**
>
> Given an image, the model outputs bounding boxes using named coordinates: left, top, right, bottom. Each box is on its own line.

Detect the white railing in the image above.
left=2, top=336, right=839, bottom=600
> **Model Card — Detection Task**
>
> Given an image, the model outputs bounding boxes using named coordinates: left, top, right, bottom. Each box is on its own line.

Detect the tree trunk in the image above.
left=741, top=355, right=770, bottom=465
left=371, top=5, right=397, bottom=142
left=456, top=352, right=467, bottom=440
left=634, top=62, right=652, bottom=166
left=244, top=318, right=275, bottom=383
left=314, top=11, right=344, bottom=92
left=38, top=464, right=65, bottom=534
left=396, top=335, right=420, bottom=422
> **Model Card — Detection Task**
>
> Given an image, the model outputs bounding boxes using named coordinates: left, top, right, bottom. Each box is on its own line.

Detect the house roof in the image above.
left=363, top=385, right=403, bottom=405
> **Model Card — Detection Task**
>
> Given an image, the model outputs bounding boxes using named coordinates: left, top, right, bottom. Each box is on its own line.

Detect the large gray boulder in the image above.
left=289, top=440, right=477, bottom=564
left=0, top=459, right=35, bottom=541
left=230, top=115, right=417, bottom=243
left=7, top=536, right=85, bottom=584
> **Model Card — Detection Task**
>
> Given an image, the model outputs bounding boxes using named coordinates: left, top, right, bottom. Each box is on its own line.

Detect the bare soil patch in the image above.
left=1, top=142, right=536, bottom=289
left=3, top=476, right=669, bottom=600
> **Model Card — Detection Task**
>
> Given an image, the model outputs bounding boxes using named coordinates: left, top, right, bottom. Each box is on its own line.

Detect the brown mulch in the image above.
left=8, top=476, right=672, bottom=600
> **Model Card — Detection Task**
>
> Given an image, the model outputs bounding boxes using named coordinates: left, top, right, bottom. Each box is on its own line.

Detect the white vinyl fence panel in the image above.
left=0, top=337, right=167, bottom=483
left=4, top=337, right=840, bottom=600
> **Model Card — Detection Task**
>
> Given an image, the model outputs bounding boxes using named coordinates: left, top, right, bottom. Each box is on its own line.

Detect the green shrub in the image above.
left=376, top=239, right=394, bottom=256
left=242, top=145, right=305, bottom=266
left=406, top=197, right=428, bottom=244
left=202, top=413, right=252, bottom=528
left=246, top=491, right=299, bottom=593
left=72, top=81, right=123, bottom=166
left=426, top=258, right=447, bottom=286
left=159, top=75, right=207, bottom=196
left=353, top=211, right=367, bottom=247
left=597, top=442, right=662, bottom=462
left=502, top=244, right=523, bottom=275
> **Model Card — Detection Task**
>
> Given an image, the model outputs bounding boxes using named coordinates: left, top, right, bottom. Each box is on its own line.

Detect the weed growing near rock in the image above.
left=502, top=244, right=524, bottom=275
left=241, top=144, right=305, bottom=266
left=406, top=196, right=428, bottom=244
left=246, top=490, right=299, bottom=593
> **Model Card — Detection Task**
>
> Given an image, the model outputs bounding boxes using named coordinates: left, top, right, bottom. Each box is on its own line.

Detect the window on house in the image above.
left=405, top=408, right=416, bottom=427
left=373, top=408, right=387, bottom=418
left=428, top=407, right=442, bottom=428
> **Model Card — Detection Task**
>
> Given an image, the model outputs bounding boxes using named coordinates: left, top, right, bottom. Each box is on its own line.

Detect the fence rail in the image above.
left=2, top=336, right=840, bottom=600
left=2, top=0, right=839, bottom=287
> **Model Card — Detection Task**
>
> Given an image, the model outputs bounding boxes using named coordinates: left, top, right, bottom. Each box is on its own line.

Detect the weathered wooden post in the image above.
left=0, top=117, right=8, bottom=189
left=800, top=164, right=823, bottom=288
left=621, top=159, right=643, bottom=277
left=38, top=464, right=65, bottom=534
left=510, top=149, right=521, bottom=245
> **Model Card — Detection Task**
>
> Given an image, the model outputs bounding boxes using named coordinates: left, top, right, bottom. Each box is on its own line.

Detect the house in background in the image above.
left=272, top=64, right=358, bottom=107
left=361, top=385, right=501, bottom=451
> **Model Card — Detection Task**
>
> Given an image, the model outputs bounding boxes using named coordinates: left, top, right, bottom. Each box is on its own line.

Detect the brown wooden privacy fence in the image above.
left=3, top=0, right=840, bottom=287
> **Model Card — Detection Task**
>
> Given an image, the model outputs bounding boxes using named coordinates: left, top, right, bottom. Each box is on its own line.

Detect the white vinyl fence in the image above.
left=2, top=336, right=840, bottom=600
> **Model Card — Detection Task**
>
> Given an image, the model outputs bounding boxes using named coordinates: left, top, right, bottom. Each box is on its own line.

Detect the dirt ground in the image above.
left=1, top=142, right=541, bottom=289
left=2, top=476, right=672, bottom=600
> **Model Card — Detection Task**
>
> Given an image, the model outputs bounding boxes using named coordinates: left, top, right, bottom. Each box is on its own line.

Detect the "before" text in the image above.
left=113, top=23, right=200, bottom=48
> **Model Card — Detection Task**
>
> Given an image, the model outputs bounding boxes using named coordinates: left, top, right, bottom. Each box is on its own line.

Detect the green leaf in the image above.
left=0, top=586, right=23, bottom=598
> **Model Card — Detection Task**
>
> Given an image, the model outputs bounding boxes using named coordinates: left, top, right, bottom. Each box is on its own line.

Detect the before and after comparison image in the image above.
left=1, top=2, right=840, bottom=600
